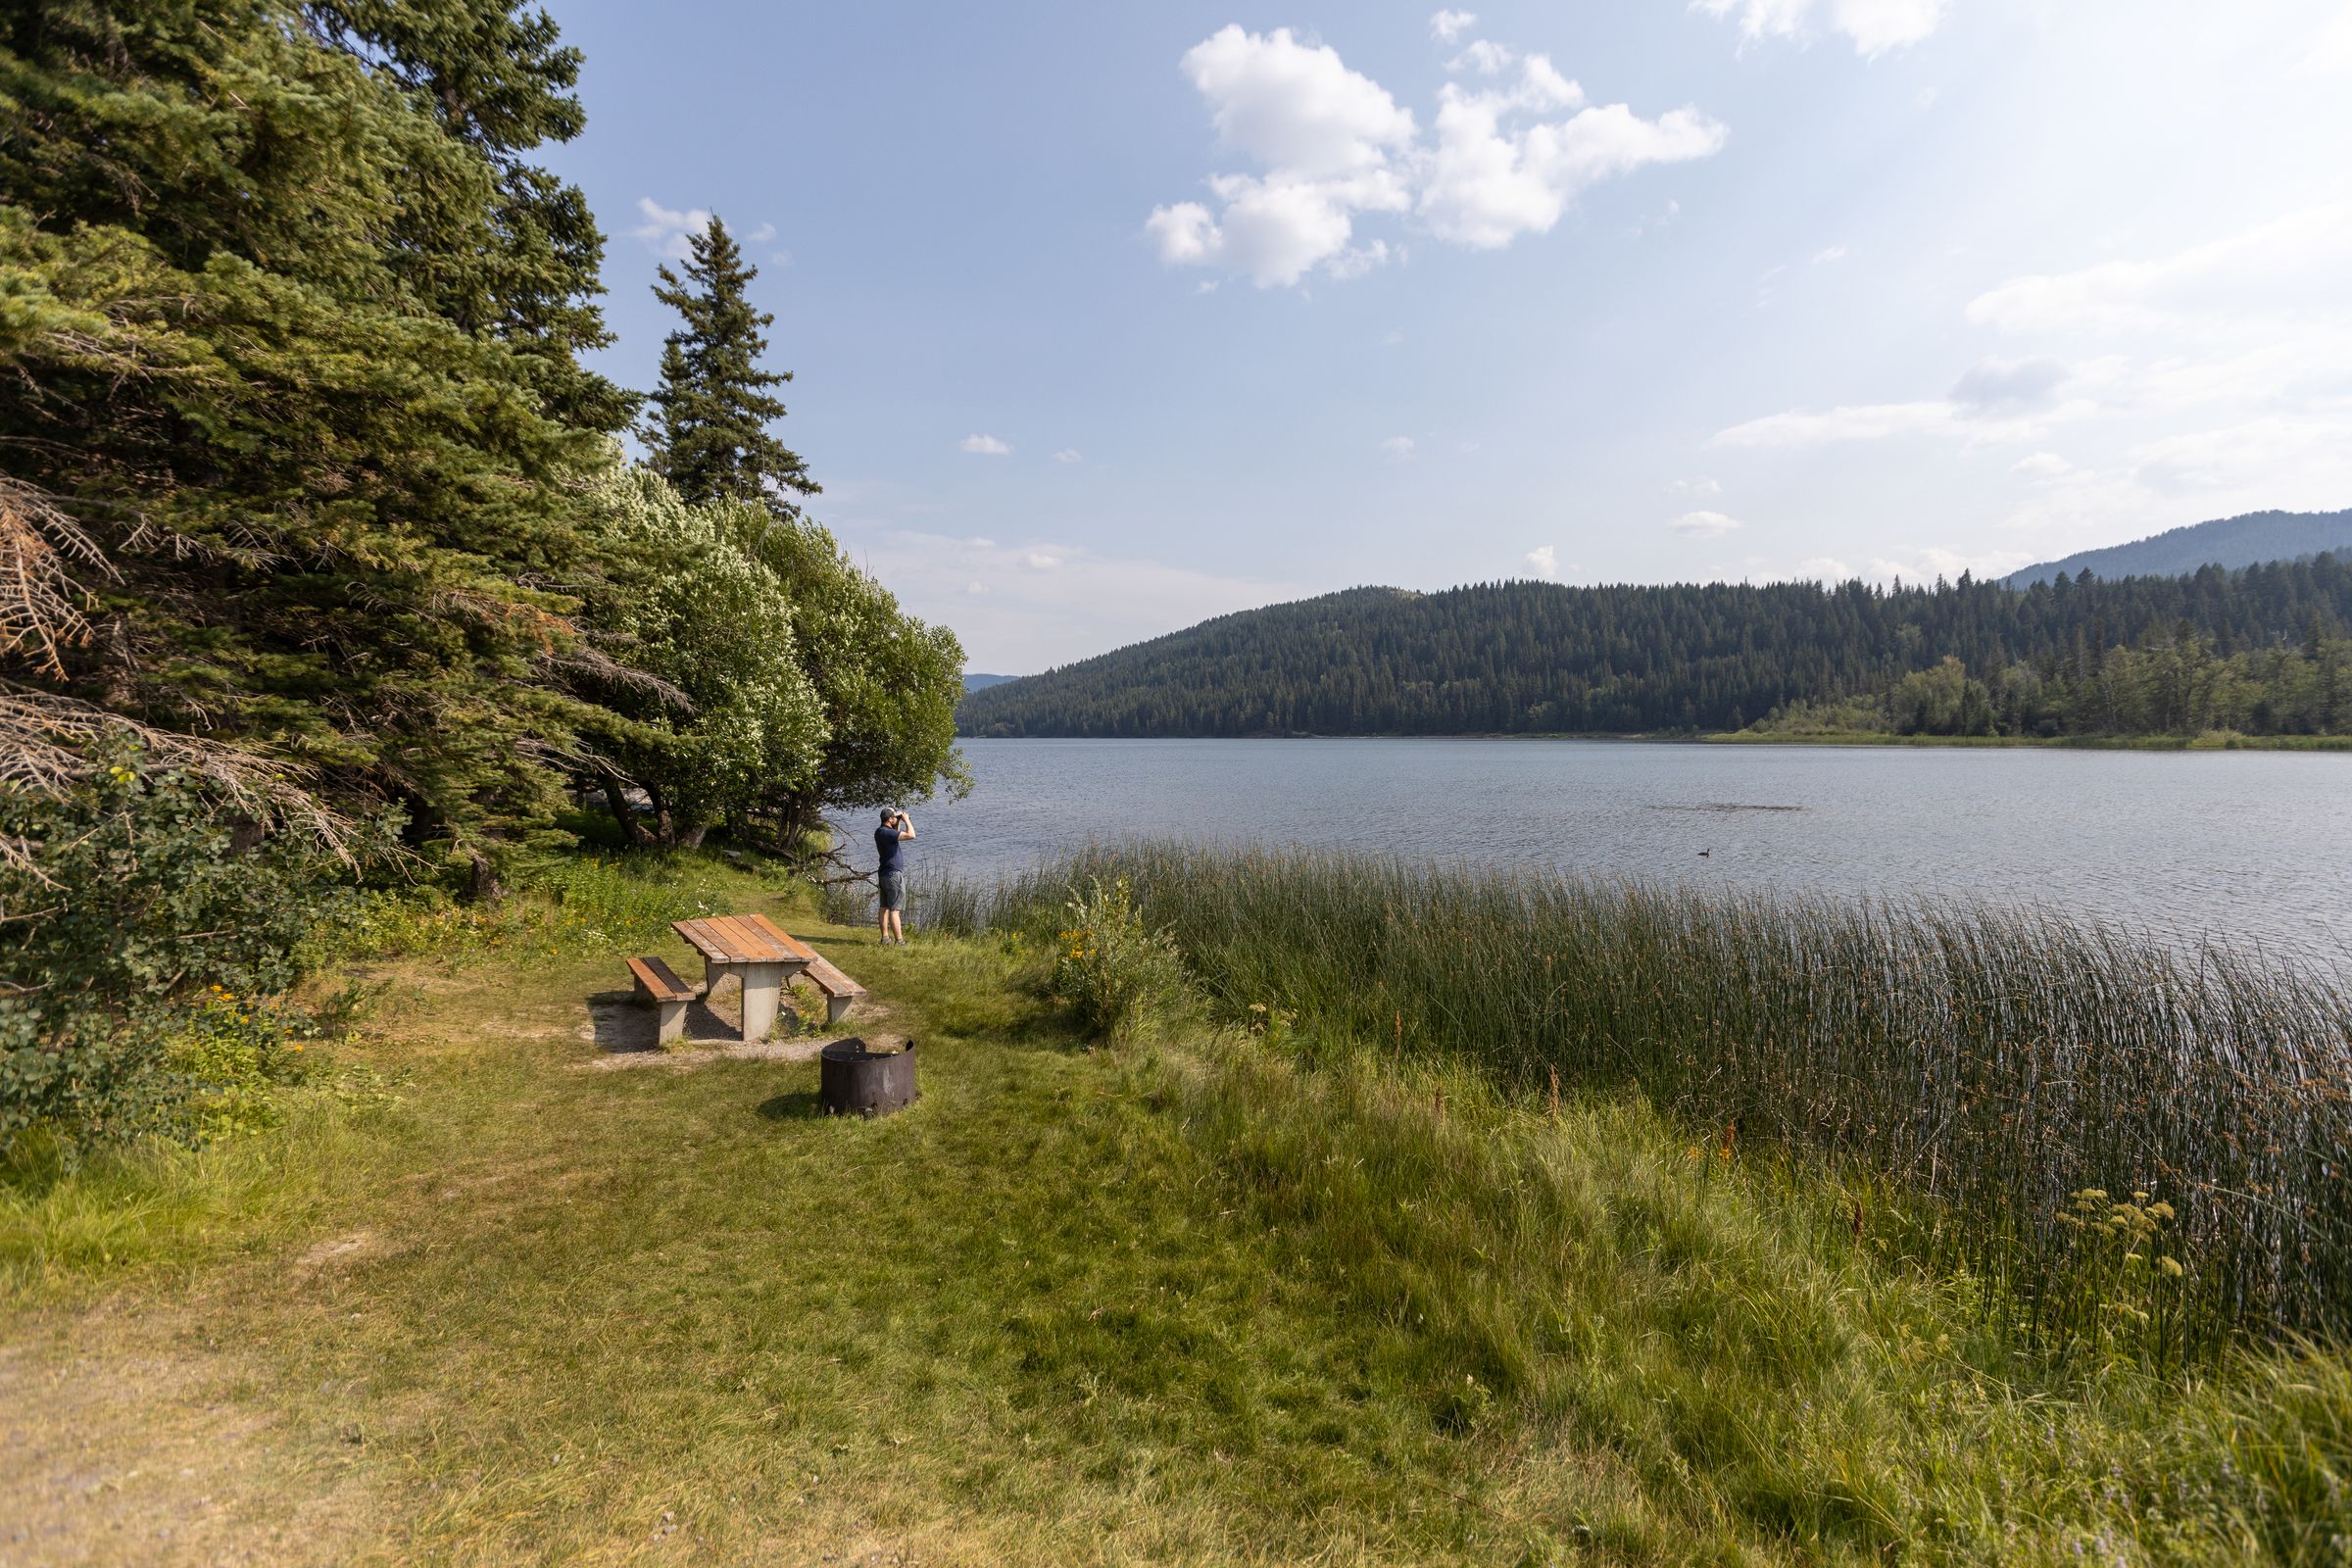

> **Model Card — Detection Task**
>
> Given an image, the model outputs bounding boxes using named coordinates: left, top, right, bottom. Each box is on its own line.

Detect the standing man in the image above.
left=875, top=807, right=914, bottom=945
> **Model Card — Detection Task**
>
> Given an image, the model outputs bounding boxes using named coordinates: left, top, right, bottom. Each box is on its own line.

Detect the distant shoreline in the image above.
left=956, top=729, right=2352, bottom=751
left=1700, top=731, right=2352, bottom=752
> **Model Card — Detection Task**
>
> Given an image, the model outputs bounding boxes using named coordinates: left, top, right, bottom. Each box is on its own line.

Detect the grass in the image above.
left=5, top=850, right=2352, bottom=1563
left=973, top=845, right=2352, bottom=1366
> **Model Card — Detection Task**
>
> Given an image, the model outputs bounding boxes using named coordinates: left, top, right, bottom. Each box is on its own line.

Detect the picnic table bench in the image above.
left=626, top=955, right=696, bottom=1044
left=655, top=913, right=866, bottom=1042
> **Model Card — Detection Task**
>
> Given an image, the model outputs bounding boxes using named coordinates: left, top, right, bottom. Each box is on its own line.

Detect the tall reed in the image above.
left=987, top=843, right=2352, bottom=1360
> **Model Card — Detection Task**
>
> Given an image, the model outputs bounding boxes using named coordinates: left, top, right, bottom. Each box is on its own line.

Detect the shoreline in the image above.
left=956, top=729, right=2352, bottom=752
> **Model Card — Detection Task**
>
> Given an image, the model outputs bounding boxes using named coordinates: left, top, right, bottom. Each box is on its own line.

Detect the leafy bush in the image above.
left=168, top=987, right=317, bottom=1143
left=1050, top=878, right=1187, bottom=1042
left=0, top=749, right=354, bottom=1152
left=325, top=850, right=719, bottom=964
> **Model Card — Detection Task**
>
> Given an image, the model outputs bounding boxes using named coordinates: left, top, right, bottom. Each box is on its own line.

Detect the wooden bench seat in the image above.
left=627, top=955, right=695, bottom=1044
left=799, top=954, right=867, bottom=1026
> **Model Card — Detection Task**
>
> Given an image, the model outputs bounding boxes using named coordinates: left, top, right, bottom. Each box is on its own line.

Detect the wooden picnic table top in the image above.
left=672, top=913, right=819, bottom=967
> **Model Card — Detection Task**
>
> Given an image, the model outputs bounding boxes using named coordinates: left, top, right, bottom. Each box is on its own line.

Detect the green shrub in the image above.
left=0, top=749, right=355, bottom=1153
left=1050, top=877, right=1187, bottom=1042
left=166, top=987, right=316, bottom=1143
left=324, top=850, right=719, bottom=963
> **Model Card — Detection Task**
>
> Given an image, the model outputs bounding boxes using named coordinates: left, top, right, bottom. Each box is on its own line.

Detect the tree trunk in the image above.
left=466, top=851, right=506, bottom=904
left=647, top=780, right=677, bottom=848
left=598, top=764, right=651, bottom=847
left=776, top=790, right=825, bottom=852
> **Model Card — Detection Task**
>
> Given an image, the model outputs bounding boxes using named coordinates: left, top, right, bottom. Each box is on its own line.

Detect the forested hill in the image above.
left=956, top=561, right=2352, bottom=737
left=2004, top=509, right=2352, bottom=587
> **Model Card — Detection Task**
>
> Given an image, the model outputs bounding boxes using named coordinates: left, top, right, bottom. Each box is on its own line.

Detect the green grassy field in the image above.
left=5, top=854, right=2348, bottom=1564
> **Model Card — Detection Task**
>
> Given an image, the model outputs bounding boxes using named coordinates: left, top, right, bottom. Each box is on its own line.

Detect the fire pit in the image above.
left=818, top=1038, right=918, bottom=1118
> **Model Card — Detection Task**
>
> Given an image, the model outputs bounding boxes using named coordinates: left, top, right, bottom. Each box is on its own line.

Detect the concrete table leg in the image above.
left=656, top=998, right=687, bottom=1044
left=739, top=962, right=786, bottom=1041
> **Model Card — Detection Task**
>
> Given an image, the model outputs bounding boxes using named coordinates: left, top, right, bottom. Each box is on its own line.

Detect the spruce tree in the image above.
left=646, top=218, right=817, bottom=517
left=0, top=0, right=617, bottom=889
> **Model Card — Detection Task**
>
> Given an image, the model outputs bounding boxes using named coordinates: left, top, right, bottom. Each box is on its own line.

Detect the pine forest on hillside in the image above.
left=2004, top=507, right=2352, bottom=587
left=957, top=561, right=2352, bottom=741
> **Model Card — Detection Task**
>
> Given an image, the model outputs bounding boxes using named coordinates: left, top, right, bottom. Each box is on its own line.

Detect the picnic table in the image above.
left=666, top=913, right=865, bottom=1041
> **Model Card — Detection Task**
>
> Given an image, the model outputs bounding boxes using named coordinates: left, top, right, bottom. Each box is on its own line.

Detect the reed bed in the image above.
left=975, top=843, right=2352, bottom=1361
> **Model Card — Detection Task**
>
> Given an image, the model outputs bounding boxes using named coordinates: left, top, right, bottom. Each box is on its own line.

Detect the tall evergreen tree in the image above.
left=0, top=0, right=618, bottom=889
left=645, top=217, right=816, bottom=518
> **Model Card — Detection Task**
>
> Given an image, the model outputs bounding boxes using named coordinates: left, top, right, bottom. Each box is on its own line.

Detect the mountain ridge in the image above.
left=2004, top=508, right=2352, bottom=587
left=956, top=563, right=2352, bottom=738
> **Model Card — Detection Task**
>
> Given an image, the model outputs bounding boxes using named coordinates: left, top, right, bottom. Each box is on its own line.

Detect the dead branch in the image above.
left=0, top=475, right=116, bottom=678
left=0, top=684, right=360, bottom=864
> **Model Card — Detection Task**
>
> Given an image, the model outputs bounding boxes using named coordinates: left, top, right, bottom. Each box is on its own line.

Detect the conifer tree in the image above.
left=0, top=0, right=618, bottom=889
left=646, top=218, right=817, bottom=518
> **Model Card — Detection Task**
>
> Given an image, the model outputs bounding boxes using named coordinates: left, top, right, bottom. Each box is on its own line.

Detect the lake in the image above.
left=868, top=738, right=2352, bottom=969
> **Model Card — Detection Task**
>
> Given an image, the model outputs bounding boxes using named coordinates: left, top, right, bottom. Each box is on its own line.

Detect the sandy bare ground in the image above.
left=0, top=1313, right=379, bottom=1567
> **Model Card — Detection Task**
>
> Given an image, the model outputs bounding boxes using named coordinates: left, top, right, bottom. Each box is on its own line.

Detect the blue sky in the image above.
left=538, top=1, right=2352, bottom=672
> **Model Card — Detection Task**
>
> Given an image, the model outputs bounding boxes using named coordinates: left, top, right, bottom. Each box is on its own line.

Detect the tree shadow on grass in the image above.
left=587, top=983, right=759, bottom=1054
left=755, top=1090, right=823, bottom=1122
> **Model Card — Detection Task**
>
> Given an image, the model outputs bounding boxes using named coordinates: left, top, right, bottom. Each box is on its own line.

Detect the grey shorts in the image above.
left=877, top=871, right=906, bottom=912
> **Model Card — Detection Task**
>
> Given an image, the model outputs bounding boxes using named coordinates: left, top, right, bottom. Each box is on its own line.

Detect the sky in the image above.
left=536, top=0, right=2352, bottom=673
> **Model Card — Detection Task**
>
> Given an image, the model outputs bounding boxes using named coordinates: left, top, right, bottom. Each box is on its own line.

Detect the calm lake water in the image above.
left=870, top=738, right=2352, bottom=970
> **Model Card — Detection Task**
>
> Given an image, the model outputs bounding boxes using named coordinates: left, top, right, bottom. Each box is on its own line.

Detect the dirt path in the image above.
left=0, top=1313, right=376, bottom=1566
left=0, top=915, right=912, bottom=1566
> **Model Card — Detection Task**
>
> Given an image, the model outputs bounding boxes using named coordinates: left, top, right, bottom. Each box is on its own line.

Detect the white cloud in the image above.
left=1418, top=73, right=1723, bottom=250
left=1054, top=449, right=1084, bottom=465
left=1667, top=475, right=1722, bottom=497
left=632, top=197, right=710, bottom=259
left=2306, top=7, right=2352, bottom=74
left=1525, top=544, right=1561, bottom=578
left=1868, top=546, right=2038, bottom=585
left=1709, top=388, right=2082, bottom=449
left=1430, top=9, right=1478, bottom=44
left=1448, top=39, right=1516, bottom=74
left=1965, top=204, right=2352, bottom=342
left=1183, top=25, right=1416, bottom=178
left=748, top=222, right=777, bottom=243
left=1381, top=434, right=1417, bottom=456
left=1324, top=237, right=1395, bottom=279
left=840, top=529, right=1294, bottom=673
left=1711, top=401, right=1963, bottom=447
left=1670, top=510, right=1743, bottom=538
left=1151, top=24, right=1724, bottom=286
left=2130, top=416, right=2352, bottom=493
left=1696, top=0, right=1949, bottom=58
left=1691, top=190, right=2352, bottom=587
left=1793, top=556, right=1857, bottom=583
left=1949, top=355, right=2071, bottom=411
left=1812, top=244, right=1849, bottom=265
left=959, top=434, right=1012, bottom=456
left=1720, top=203, right=2352, bottom=535
left=1023, top=551, right=1062, bottom=570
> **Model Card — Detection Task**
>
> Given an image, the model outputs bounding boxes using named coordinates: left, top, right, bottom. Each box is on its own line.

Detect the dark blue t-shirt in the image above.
left=875, top=825, right=905, bottom=874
